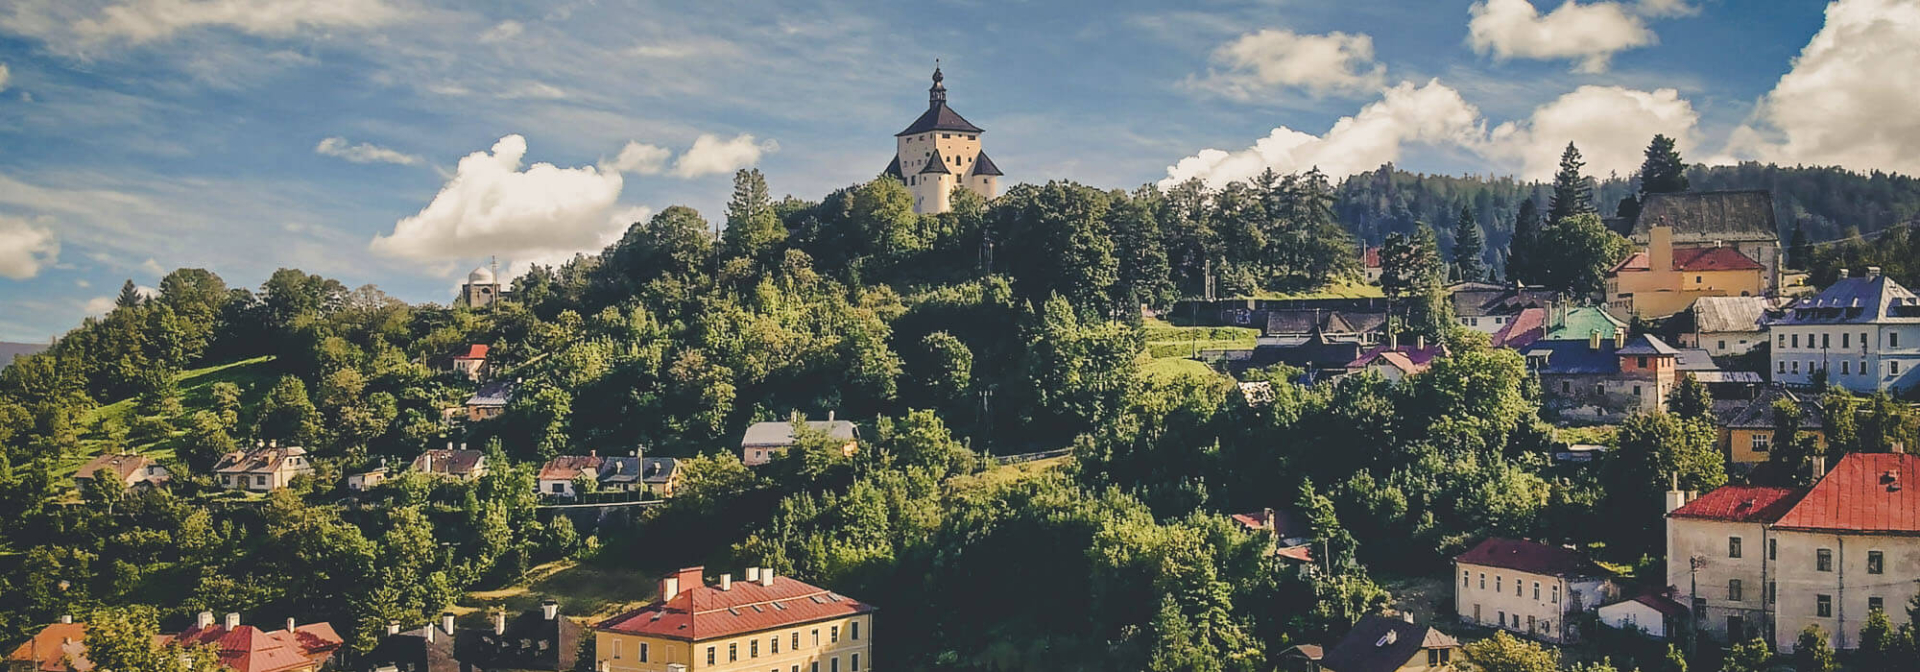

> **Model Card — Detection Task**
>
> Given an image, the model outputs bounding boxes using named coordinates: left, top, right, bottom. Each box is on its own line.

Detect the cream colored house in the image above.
left=1606, top=226, right=1766, bottom=320
left=593, top=567, right=874, bottom=672
left=212, top=442, right=314, bottom=491
left=1453, top=537, right=1614, bottom=644
left=1665, top=453, right=1920, bottom=652
left=882, top=66, right=1001, bottom=214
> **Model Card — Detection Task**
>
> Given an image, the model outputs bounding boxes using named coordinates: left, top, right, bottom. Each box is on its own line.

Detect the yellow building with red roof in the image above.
left=1605, top=225, right=1766, bottom=319
left=593, top=567, right=874, bottom=672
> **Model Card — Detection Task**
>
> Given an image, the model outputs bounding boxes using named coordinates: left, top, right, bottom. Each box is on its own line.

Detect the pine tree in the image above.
left=1507, top=197, right=1540, bottom=283
left=721, top=168, right=786, bottom=264
left=1452, top=204, right=1485, bottom=282
left=1638, top=134, right=1691, bottom=196
left=1548, top=143, right=1596, bottom=224
left=1789, top=222, right=1809, bottom=270
left=115, top=279, right=144, bottom=309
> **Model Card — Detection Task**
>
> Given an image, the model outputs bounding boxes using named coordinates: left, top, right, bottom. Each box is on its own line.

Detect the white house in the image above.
left=1770, top=268, right=1920, bottom=394
left=1680, top=296, right=1770, bottom=357
left=1453, top=537, right=1615, bottom=644
left=1599, top=594, right=1687, bottom=640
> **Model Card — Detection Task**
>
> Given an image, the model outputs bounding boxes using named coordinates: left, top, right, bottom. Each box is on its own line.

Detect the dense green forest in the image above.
left=4, top=150, right=1920, bottom=672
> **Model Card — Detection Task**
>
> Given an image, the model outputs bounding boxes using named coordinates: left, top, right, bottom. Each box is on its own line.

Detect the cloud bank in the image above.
left=1466, top=0, right=1657, bottom=73
left=1187, top=29, right=1386, bottom=98
left=315, top=136, right=422, bottom=165
left=607, top=141, right=672, bottom=175
left=3, top=0, right=404, bottom=52
left=0, top=217, right=60, bottom=280
left=370, top=135, right=626, bottom=263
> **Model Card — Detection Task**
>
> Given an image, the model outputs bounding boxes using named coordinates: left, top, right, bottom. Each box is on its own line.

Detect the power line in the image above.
left=1805, top=220, right=1920, bottom=248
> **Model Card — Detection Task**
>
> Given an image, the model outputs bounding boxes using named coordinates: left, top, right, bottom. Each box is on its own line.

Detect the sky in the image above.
left=0, top=0, right=1914, bottom=342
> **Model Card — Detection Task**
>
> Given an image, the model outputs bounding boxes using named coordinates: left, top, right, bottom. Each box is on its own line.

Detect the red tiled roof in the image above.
left=1276, top=545, right=1314, bottom=562
left=1491, top=307, right=1546, bottom=349
left=454, top=344, right=489, bottom=360
left=1453, top=537, right=1607, bottom=577
left=1674, top=247, right=1763, bottom=272
left=1668, top=485, right=1804, bottom=523
left=1346, top=344, right=1446, bottom=371
left=170, top=623, right=341, bottom=672
left=1773, top=453, right=1920, bottom=534
left=538, top=455, right=604, bottom=481
left=595, top=567, right=875, bottom=641
left=8, top=623, right=92, bottom=672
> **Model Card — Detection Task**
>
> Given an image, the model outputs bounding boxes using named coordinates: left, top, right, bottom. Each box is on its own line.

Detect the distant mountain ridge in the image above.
left=0, top=342, right=47, bottom=368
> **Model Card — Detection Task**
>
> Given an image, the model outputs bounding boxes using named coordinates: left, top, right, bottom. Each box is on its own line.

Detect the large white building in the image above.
left=1666, top=453, right=1920, bottom=652
left=883, top=65, right=1002, bottom=214
left=1453, top=537, right=1615, bottom=644
left=1770, top=268, right=1920, bottom=394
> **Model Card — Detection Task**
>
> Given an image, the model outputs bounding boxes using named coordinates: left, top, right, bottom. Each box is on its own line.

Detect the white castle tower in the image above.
left=883, top=64, right=1003, bottom=214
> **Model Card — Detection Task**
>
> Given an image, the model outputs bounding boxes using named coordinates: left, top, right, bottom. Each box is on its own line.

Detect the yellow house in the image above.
left=1317, top=615, right=1460, bottom=672
left=594, top=567, right=874, bottom=672
left=1711, top=384, right=1827, bottom=465
left=1606, top=226, right=1766, bottom=320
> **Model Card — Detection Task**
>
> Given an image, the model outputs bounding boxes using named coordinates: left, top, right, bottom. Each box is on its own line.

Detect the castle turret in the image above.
left=884, top=64, right=1001, bottom=214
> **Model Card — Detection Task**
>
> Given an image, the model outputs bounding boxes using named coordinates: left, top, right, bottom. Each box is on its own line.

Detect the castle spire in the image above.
left=929, top=60, right=946, bottom=107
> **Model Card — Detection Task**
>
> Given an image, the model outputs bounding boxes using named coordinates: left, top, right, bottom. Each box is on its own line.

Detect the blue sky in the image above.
left=0, top=0, right=1912, bottom=342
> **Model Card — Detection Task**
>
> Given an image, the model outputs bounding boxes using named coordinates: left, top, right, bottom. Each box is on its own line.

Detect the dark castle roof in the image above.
left=919, top=148, right=952, bottom=175
left=883, top=155, right=903, bottom=180
left=1629, top=190, right=1779, bottom=243
left=897, top=66, right=984, bottom=136
left=971, top=151, right=1003, bottom=177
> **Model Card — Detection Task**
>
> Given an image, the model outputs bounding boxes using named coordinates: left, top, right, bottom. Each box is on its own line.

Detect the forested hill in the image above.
left=1332, top=161, right=1920, bottom=265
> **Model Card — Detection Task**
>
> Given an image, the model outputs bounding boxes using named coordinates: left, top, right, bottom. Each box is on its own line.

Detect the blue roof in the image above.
left=1616, top=334, right=1681, bottom=356
left=466, top=381, right=515, bottom=406
left=1523, top=339, right=1622, bottom=375
left=1776, top=273, right=1920, bottom=326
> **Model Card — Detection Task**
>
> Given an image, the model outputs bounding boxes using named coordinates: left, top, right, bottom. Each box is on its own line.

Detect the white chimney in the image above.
left=493, top=610, right=507, bottom=635
left=440, top=612, right=455, bottom=635
left=1664, top=473, right=1689, bottom=514
left=425, top=626, right=434, bottom=643
left=223, top=613, right=240, bottom=630
left=759, top=570, right=774, bottom=587
left=1402, top=611, right=1415, bottom=623
left=196, top=612, right=214, bottom=630
left=719, top=574, right=732, bottom=591
left=386, top=621, right=400, bottom=636
left=286, top=617, right=296, bottom=633
left=60, top=614, right=72, bottom=624
left=661, top=577, right=680, bottom=601
left=541, top=600, right=558, bottom=621
left=423, top=453, right=433, bottom=473
left=828, top=410, right=835, bottom=422
left=746, top=567, right=761, bottom=582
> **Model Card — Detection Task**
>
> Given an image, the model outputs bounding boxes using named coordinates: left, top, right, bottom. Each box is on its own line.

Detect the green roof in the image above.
left=1545, top=306, right=1627, bottom=341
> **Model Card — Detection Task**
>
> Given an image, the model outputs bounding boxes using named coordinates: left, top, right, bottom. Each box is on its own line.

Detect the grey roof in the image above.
left=599, top=456, right=680, bottom=485
left=1689, top=371, right=1763, bottom=384
left=1673, top=348, right=1720, bottom=372
left=466, top=381, right=514, bottom=407
left=1616, top=334, right=1681, bottom=356
left=1630, top=190, right=1779, bottom=243
left=1775, top=273, right=1920, bottom=325
left=882, top=155, right=903, bottom=180
left=1713, top=384, right=1824, bottom=430
left=1449, top=284, right=1557, bottom=318
left=411, top=449, right=486, bottom=475
left=1690, top=296, right=1770, bottom=333
left=1264, top=309, right=1388, bottom=336
left=919, top=148, right=952, bottom=175
left=741, top=419, right=859, bottom=448
left=1319, top=616, right=1458, bottom=672
left=897, top=102, right=984, bottom=136
left=971, top=151, right=1003, bottom=177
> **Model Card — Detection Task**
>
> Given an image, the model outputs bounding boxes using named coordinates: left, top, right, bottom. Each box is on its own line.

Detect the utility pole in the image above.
left=1689, top=555, right=1706, bottom=658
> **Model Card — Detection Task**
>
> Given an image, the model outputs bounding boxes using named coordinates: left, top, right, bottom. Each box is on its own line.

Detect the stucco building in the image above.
left=1710, top=384, right=1826, bottom=466
left=1769, top=268, right=1920, bottom=394
left=457, top=265, right=509, bottom=309
left=1606, top=225, right=1766, bottom=320
left=1678, top=296, right=1771, bottom=357
left=1453, top=537, right=1614, bottom=644
left=1621, top=190, right=1783, bottom=294
left=882, top=65, right=1002, bottom=214
left=741, top=417, right=859, bottom=467
left=594, top=567, right=874, bottom=672
left=212, top=442, right=314, bottom=491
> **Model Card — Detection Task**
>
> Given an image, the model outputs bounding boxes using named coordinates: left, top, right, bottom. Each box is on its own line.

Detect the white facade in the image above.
left=1599, top=599, right=1675, bottom=639
left=1665, top=513, right=1775, bottom=644
left=1769, top=269, right=1920, bottom=394
left=1769, top=529, right=1920, bottom=652
left=1453, top=561, right=1610, bottom=644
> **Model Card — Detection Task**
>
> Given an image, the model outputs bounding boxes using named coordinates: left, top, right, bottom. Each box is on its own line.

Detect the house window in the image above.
left=1496, top=576, right=1502, bottom=592
left=1479, top=573, right=1485, bottom=589
left=1844, top=333, right=1851, bottom=348
left=1552, top=585, right=1560, bottom=604
left=751, top=640, right=759, bottom=658
left=707, top=647, right=716, bottom=665
left=1752, top=434, right=1770, bottom=452
left=1793, top=361, right=1800, bottom=373
left=256, top=475, right=266, bottom=486
left=552, top=483, right=564, bottom=493
left=1719, top=340, right=1728, bottom=350
left=1871, top=596, right=1885, bottom=613
left=1729, top=579, right=1743, bottom=602
left=1696, top=275, right=1704, bottom=284
left=1533, top=582, right=1540, bottom=600
left=640, top=643, right=648, bottom=662
left=1769, top=581, right=1776, bottom=604
left=1638, top=356, right=1649, bottom=368
left=852, top=653, right=861, bottom=671
left=1780, top=334, right=1787, bottom=348
left=772, top=636, right=780, bottom=654
left=1793, top=334, right=1801, bottom=348
left=1869, top=551, right=1884, bottom=574
left=1770, top=539, right=1777, bottom=560
left=812, top=629, right=820, bottom=646
left=831, top=626, right=839, bottom=643
left=1779, top=361, right=1787, bottom=374
left=1562, top=382, right=1571, bottom=393
left=1464, top=571, right=1471, bottom=587
left=1634, top=385, right=1643, bottom=396
left=1497, top=611, right=1505, bottom=628
left=830, top=659, right=839, bottom=672
left=1843, top=361, right=1851, bottom=374
left=1730, top=537, right=1743, bottom=558
left=793, top=633, right=800, bottom=650
left=1515, top=580, right=1522, bottom=597
left=1895, top=361, right=1904, bottom=375
left=612, top=641, right=622, bottom=659
left=1817, top=594, right=1833, bottom=617
left=1817, top=548, right=1833, bottom=572
left=1693, top=597, right=1707, bottom=616
left=1823, top=334, right=1831, bottom=349
left=1892, top=332, right=1901, bottom=348
left=730, top=643, right=738, bottom=662
left=851, top=621, right=859, bottom=640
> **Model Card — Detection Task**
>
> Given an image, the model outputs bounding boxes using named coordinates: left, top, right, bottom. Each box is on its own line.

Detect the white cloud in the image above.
left=139, top=257, right=164, bottom=275
left=1636, top=0, right=1700, bottom=17
left=498, top=81, right=567, bottom=100
left=1725, top=0, right=1920, bottom=175
left=1162, top=81, right=1699, bottom=186
left=370, top=134, right=627, bottom=264
left=1488, top=85, right=1698, bottom=180
left=0, top=63, right=9, bottom=93
left=479, top=19, right=522, bottom=43
left=1186, top=29, right=1386, bottom=98
left=315, top=136, right=423, bottom=165
left=0, top=216, right=59, bottom=280
left=83, top=296, right=117, bottom=314
left=1466, top=0, right=1657, bottom=73
left=671, top=133, right=778, bottom=178
left=607, top=141, right=672, bottom=175
left=1162, top=80, right=1484, bottom=187
left=68, top=0, right=402, bottom=46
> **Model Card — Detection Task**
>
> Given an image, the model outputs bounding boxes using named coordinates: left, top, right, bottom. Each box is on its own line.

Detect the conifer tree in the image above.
left=115, top=279, right=145, bottom=309
left=1547, top=143, right=1595, bottom=224
left=1638, top=134, right=1691, bottom=196
left=721, top=168, right=786, bottom=263
left=1507, top=197, right=1540, bottom=283
left=1788, top=222, right=1809, bottom=270
left=1452, top=205, right=1485, bottom=282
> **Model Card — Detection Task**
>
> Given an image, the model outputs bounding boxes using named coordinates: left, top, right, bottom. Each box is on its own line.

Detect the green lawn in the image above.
left=1142, top=319, right=1259, bottom=359
left=461, top=559, right=662, bottom=623
left=60, top=356, right=279, bottom=480
left=1142, top=356, right=1220, bottom=381
left=1237, top=279, right=1385, bottom=300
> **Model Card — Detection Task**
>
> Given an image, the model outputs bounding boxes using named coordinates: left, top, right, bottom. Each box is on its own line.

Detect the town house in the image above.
left=1453, top=537, right=1614, bottom=644
left=1770, top=268, right=1920, bottom=394
left=594, top=567, right=874, bottom=672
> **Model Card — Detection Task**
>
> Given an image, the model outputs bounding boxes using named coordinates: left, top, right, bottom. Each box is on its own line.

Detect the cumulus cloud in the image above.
left=1467, top=0, right=1657, bottom=73
left=1162, top=80, right=1484, bottom=187
left=1636, top=0, right=1700, bottom=17
left=370, top=134, right=627, bottom=263
left=1187, top=29, right=1386, bottom=98
left=607, top=141, right=672, bottom=175
left=671, top=133, right=778, bottom=178
left=66, top=0, right=402, bottom=46
left=1162, top=81, right=1699, bottom=186
left=1489, top=85, right=1698, bottom=180
left=0, top=216, right=59, bottom=280
left=315, top=136, right=422, bottom=165
left=1725, top=0, right=1920, bottom=175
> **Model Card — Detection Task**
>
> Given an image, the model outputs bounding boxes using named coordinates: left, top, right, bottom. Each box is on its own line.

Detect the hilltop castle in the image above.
left=883, top=65, right=1003, bottom=214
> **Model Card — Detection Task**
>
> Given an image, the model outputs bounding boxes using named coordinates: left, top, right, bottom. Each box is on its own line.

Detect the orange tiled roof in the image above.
left=169, top=623, right=341, bottom=672
left=596, top=568, right=875, bottom=642
left=7, top=623, right=92, bottom=672
left=1773, top=453, right=1920, bottom=534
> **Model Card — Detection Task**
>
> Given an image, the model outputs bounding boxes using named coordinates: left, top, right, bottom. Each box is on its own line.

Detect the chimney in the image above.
left=661, top=576, right=681, bottom=601
left=223, top=613, right=240, bottom=630
left=589, top=449, right=597, bottom=458
left=60, top=614, right=72, bottom=625
left=1664, top=473, right=1689, bottom=514
left=1650, top=225, right=1673, bottom=273
left=196, top=612, right=214, bottom=630
left=759, top=570, right=774, bottom=587
left=1614, top=328, right=1627, bottom=350
left=1262, top=507, right=1276, bottom=531
left=720, top=573, right=733, bottom=591
left=286, top=617, right=296, bottom=633
left=541, top=600, right=558, bottom=621
left=493, top=610, right=507, bottom=635
left=1416, top=335, right=1426, bottom=351
left=1389, top=332, right=1399, bottom=350
left=1402, top=611, right=1415, bottom=623
left=1589, top=329, right=1602, bottom=351
left=423, top=453, right=432, bottom=473
left=828, top=410, right=836, bottom=422
left=386, top=621, right=400, bottom=636
left=1867, top=266, right=1883, bottom=278
left=425, top=625, right=434, bottom=643
left=447, top=440, right=454, bottom=450
left=746, top=567, right=761, bottom=582
left=440, top=612, right=455, bottom=635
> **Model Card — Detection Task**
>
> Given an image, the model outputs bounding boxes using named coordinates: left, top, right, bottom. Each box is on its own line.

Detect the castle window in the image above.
left=1869, top=551, right=1884, bottom=574
left=1817, top=594, right=1832, bottom=617
left=942, top=133, right=951, bottom=138
left=1817, top=548, right=1833, bottom=572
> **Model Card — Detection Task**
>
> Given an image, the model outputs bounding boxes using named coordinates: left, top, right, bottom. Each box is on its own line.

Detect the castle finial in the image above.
left=929, top=59, right=947, bottom=106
